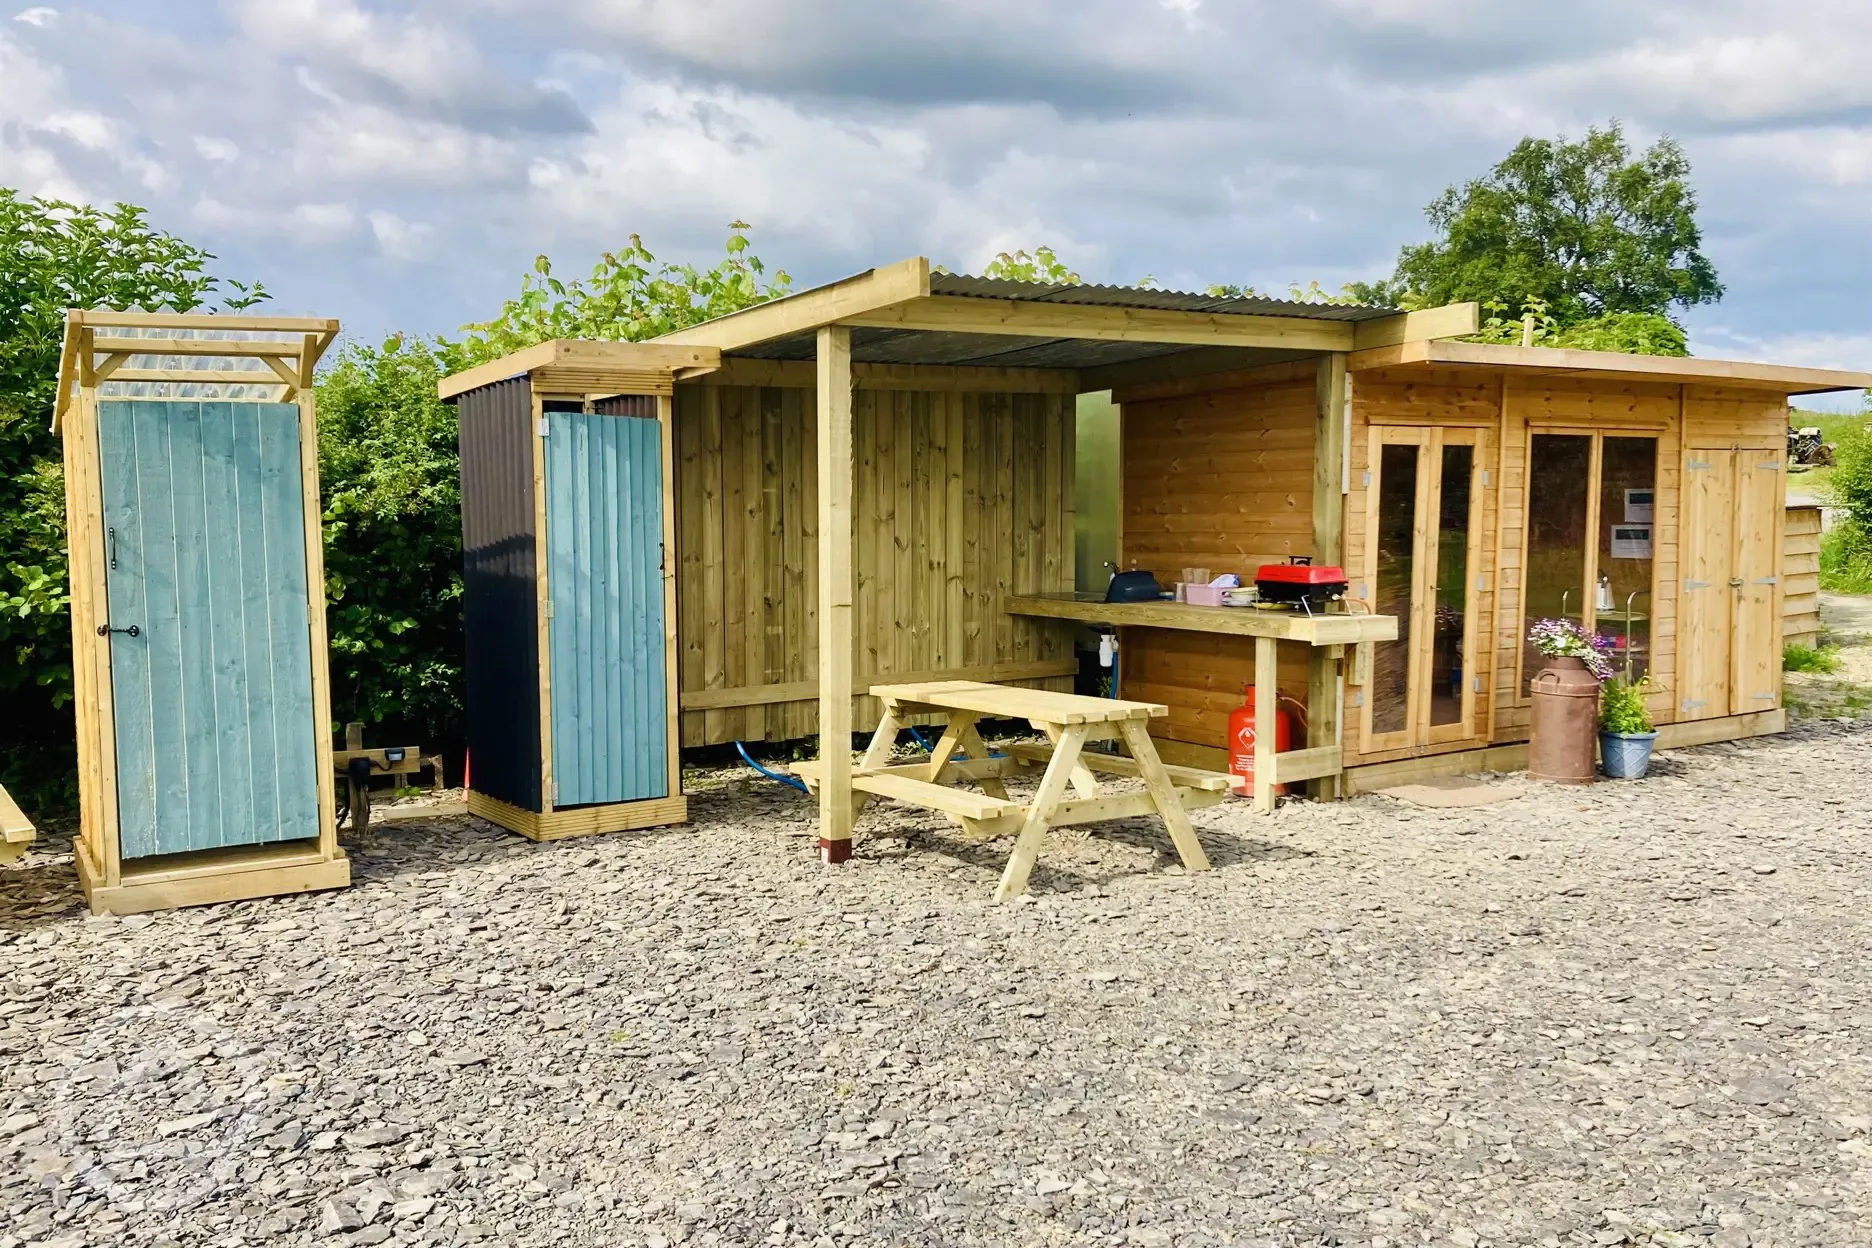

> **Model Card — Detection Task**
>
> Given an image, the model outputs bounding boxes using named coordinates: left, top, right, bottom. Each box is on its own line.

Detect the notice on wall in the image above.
left=1623, top=488, right=1655, bottom=523
left=1610, top=524, right=1653, bottom=560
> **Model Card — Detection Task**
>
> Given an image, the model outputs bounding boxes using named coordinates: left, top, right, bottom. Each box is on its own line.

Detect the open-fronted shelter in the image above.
left=443, top=258, right=1872, bottom=856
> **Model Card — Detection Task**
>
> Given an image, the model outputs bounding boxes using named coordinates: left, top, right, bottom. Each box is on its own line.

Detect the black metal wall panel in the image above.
left=458, top=377, right=542, bottom=812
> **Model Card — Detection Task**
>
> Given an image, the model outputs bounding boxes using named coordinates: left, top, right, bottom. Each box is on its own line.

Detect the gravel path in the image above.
left=4, top=718, right=1869, bottom=1248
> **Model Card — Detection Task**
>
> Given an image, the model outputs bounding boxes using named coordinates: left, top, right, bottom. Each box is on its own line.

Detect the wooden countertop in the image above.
left=1004, top=593, right=1398, bottom=646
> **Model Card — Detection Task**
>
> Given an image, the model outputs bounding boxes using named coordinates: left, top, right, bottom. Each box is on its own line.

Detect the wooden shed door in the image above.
left=1361, top=426, right=1489, bottom=753
left=1679, top=449, right=1783, bottom=719
left=543, top=408, right=669, bottom=807
left=97, top=401, right=321, bottom=859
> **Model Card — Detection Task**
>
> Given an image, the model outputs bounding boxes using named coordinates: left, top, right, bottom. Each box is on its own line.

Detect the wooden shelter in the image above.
left=54, top=310, right=349, bottom=914
left=443, top=258, right=1872, bottom=856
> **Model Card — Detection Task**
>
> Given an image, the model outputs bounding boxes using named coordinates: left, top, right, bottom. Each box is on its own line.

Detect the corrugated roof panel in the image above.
left=928, top=272, right=1394, bottom=322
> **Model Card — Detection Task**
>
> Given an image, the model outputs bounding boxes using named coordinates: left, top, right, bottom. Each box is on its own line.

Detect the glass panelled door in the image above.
left=1362, top=427, right=1489, bottom=753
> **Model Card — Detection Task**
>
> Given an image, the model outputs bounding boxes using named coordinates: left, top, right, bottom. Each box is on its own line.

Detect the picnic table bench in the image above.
left=793, top=680, right=1229, bottom=900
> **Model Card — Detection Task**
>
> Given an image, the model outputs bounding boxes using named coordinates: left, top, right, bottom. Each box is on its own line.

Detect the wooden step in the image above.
left=1004, top=743, right=1233, bottom=791
left=851, top=772, right=1023, bottom=821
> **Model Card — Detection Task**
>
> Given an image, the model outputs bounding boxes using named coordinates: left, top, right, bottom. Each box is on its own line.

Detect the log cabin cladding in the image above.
left=671, top=378, right=1078, bottom=747
left=1118, top=364, right=1319, bottom=746
left=1117, top=359, right=1795, bottom=768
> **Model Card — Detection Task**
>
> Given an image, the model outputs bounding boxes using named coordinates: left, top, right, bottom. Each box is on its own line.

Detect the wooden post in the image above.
left=1254, top=637, right=1278, bottom=814
left=816, top=326, right=856, bottom=862
left=1308, top=353, right=1348, bottom=800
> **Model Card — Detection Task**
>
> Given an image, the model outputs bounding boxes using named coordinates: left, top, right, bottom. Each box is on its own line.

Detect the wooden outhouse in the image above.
left=443, top=259, right=1871, bottom=854
left=441, top=343, right=710, bottom=839
left=54, top=310, right=350, bottom=914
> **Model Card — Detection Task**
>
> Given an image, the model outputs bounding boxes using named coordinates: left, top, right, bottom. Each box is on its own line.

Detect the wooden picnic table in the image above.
left=793, top=680, right=1230, bottom=900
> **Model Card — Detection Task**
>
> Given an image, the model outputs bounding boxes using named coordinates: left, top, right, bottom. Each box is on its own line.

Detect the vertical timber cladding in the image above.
left=1118, top=372, right=1319, bottom=747
left=458, top=378, right=543, bottom=812
left=542, top=396, right=669, bottom=806
left=672, top=380, right=1077, bottom=747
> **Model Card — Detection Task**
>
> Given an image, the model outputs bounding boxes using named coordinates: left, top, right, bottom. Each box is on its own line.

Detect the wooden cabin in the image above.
left=441, top=259, right=1871, bottom=849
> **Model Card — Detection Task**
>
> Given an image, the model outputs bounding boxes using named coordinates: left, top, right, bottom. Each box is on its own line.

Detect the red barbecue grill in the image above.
left=1254, top=556, right=1348, bottom=614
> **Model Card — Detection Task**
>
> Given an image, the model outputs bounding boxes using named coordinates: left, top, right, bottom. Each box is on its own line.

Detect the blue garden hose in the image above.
left=735, top=740, right=809, bottom=794
left=907, top=724, right=1003, bottom=759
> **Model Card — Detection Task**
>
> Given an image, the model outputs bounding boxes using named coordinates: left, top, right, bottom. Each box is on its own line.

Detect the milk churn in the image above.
left=1528, top=657, right=1600, bottom=784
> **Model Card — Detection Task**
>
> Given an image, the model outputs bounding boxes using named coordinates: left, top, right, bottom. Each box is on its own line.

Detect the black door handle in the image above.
left=108, top=526, right=118, bottom=570
left=97, top=624, right=140, bottom=638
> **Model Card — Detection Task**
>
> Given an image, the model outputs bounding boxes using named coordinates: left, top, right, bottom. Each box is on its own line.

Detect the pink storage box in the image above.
left=1184, top=583, right=1228, bottom=607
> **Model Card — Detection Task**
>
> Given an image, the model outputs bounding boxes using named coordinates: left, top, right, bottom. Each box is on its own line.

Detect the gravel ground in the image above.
left=3, top=717, right=1870, bottom=1248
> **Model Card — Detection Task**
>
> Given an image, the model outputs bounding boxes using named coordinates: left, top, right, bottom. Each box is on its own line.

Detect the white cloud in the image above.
left=12, top=6, right=55, bottom=27
left=368, top=209, right=433, bottom=261
left=193, top=135, right=240, bottom=163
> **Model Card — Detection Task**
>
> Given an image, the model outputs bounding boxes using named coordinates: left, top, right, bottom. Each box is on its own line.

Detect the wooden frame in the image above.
left=1349, top=338, right=1872, bottom=394
left=55, top=310, right=348, bottom=915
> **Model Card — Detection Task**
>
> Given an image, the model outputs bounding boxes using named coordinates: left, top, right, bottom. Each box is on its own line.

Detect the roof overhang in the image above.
left=651, top=257, right=1479, bottom=376
left=437, top=339, right=722, bottom=401
left=53, top=308, right=342, bottom=432
left=1349, top=338, right=1872, bottom=395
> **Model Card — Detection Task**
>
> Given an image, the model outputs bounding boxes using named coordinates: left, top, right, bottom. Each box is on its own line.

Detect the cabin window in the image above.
left=1371, top=443, right=1420, bottom=736
left=1520, top=432, right=1659, bottom=692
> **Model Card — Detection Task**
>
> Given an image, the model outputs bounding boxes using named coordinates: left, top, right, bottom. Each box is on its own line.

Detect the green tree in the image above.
left=1383, top=122, right=1722, bottom=321
left=978, top=246, right=1081, bottom=285
left=316, top=335, right=469, bottom=749
left=1467, top=297, right=1689, bottom=356
left=0, top=190, right=266, bottom=817
left=459, top=221, right=791, bottom=360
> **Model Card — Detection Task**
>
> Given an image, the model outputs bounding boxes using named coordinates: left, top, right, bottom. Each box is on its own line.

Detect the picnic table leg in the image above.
left=827, top=703, right=906, bottom=860
left=1118, top=719, right=1212, bottom=874
left=957, top=721, right=1010, bottom=801
left=1040, top=722, right=1100, bottom=798
left=994, top=721, right=1089, bottom=902
left=924, top=711, right=973, bottom=783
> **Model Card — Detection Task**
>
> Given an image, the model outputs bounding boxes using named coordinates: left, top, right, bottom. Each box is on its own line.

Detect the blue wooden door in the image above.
left=544, top=409, right=669, bottom=806
left=98, top=400, right=321, bottom=859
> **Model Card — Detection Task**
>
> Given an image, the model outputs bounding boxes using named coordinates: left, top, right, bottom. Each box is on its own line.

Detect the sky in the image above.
left=3, top=0, right=1869, bottom=410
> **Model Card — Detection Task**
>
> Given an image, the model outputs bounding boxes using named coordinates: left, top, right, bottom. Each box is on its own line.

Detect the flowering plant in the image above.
left=1527, top=617, right=1615, bottom=680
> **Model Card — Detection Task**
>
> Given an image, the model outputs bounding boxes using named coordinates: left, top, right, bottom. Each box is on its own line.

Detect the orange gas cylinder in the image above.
left=1228, top=686, right=1296, bottom=796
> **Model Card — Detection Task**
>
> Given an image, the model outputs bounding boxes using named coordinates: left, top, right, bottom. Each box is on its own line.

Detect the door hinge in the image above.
left=1475, top=574, right=1487, bottom=592
left=1752, top=576, right=1777, bottom=586
left=545, top=780, right=558, bottom=805
left=1479, top=470, right=1491, bottom=487
left=1473, top=675, right=1484, bottom=692
left=1355, top=581, right=1368, bottom=600
left=1688, top=459, right=1712, bottom=471
left=1350, top=692, right=1365, bottom=708
left=1756, top=461, right=1782, bottom=471
left=1680, top=699, right=1709, bottom=710
left=1751, top=692, right=1777, bottom=701
left=1361, top=470, right=1372, bottom=488
left=536, top=417, right=549, bottom=436
left=541, top=599, right=555, bottom=618
left=1683, top=580, right=1710, bottom=591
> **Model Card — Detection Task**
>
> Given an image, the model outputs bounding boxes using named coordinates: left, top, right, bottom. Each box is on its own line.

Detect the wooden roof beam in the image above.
left=1351, top=302, right=1479, bottom=350
left=653, top=257, right=932, bottom=352
left=436, top=339, right=722, bottom=400
left=1349, top=338, right=1872, bottom=393
left=71, top=309, right=341, bottom=335
left=841, top=295, right=1358, bottom=352
left=89, top=337, right=307, bottom=358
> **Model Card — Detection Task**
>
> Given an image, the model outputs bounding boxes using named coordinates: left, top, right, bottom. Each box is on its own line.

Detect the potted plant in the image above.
left=1598, top=676, right=1658, bottom=779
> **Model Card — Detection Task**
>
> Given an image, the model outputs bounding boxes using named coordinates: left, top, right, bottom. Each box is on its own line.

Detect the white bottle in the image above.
left=1596, top=575, right=1613, bottom=613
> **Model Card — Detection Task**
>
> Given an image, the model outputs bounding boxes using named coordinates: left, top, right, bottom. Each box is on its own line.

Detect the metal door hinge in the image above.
left=1351, top=692, right=1365, bottom=708
left=542, top=599, right=555, bottom=618
left=1680, top=699, right=1709, bottom=711
left=1480, top=470, right=1491, bottom=487
left=1751, top=692, right=1777, bottom=701
left=1752, top=576, right=1777, bottom=586
left=1688, top=459, right=1712, bottom=471
left=545, top=780, right=558, bottom=805
left=1684, top=580, right=1710, bottom=591
left=1361, top=470, right=1372, bottom=488
left=536, top=417, right=549, bottom=436
left=1475, top=574, right=1488, bottom=592
left=1757, top=461, right=1781, bottom=471
left=1473, top=675, right=1484, bottom=692
left=1356, top=581, right=1368, bottom=599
